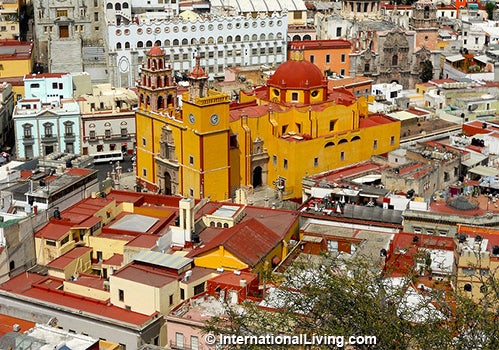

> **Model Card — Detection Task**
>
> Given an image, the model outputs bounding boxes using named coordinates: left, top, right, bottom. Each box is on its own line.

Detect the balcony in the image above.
left=64, top=133, right=76, bottom=141
left=41, top=134, right=57, bottom=143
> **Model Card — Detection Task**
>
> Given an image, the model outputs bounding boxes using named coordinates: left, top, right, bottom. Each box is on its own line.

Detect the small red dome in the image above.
left=147, top=44, right=164, bottom=56
left=268, top=59, right=325, bottom=89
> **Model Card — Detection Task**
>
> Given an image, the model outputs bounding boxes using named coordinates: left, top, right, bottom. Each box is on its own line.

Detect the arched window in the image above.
left=338, top=139, right=348, bottom=144
left=208, top=37, right=214, bottom=44
left=244, top=34, right=249, bottom=41
left=351, top=136, right=361, bottom=142
left=164, top=39, right=170, bottom=46
left=325, top=142, right=335, bottom=148
left=116, top=42, right=122, bottom=50
left=146, top=40, right=152, bottom=47
left=235, top=35, right=241, bottom=42
left=424, top=6, right=430, bottom=19
left=293, top=35, right=301, bottom=41
left=464, top=283, right=472, bottom=292
left=125, top=42, right=130, bottom=49
left=226, top=36, right=232, bottom=43
left=137, top=41, right=143, bottom=48
left=155, top=40, right=161, bottom=47
left=260, top=34, right=266, bottom=40
left=217, top=36, right=223, bottom=44
left=303, top=34, right=312, bottom=40
left=216, top=222, right=222, bottom=228
left=392, top=54, right=398, bottom=66
left=123, top=2, right=129, bottom=9
left=106, top=3, right=113, bottom=9
left=223, top=223, right=229, bottom=228
left=182, top=38, right=188, bottom=45
left=173, top=39, right=179, bottom=46
left=115, top=3, right=121, bottom=10
left=252, top=34, right=257, bottom=41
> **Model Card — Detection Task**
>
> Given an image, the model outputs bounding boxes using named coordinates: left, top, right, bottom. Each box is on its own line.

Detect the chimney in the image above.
left=179, top=198, right=195, bottom=242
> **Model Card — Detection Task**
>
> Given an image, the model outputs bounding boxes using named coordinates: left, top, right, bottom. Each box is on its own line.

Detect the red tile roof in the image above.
left=103, top=253, right=123, bottom=266
left=288, top=39, right=351, bottom=49
left=47, top=247, right=92, bottom=269
left=187, top=218, right=282, bottom=267
left=359, top=114, right=398, bottom=128
left=24, top=73, right=69, bottom=79
left=0, top=273, right=156, bottom=326
left=125, top=234, right=158, bottom=248
left=65, top=272, right=105, bottom=290
left=208, top=271, right=258, bottom=287
left=112, top=262, right=177, bottom=288
left=0, top=314, right=35, bottom=337
left=35, top=221, right=72, bottom=240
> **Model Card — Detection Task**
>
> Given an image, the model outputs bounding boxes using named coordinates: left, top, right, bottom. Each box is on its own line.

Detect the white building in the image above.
left=78, top=83, right=138, bottom=156
left=107, top=13, right=288, bottom=87
left=13, top=73, right=81, bottom=159
left=372, top=82, right=404, bottom=103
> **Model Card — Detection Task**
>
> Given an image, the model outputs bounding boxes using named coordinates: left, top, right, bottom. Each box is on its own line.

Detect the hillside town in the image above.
left=0, top=0, right=498, bottom=349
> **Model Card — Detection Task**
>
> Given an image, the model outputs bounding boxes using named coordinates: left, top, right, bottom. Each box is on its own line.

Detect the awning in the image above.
left=446, top=54, right=464, bottom=62
left=352, top=174, right=382, bottom=184
left=469, top=165, right=499, bottom=177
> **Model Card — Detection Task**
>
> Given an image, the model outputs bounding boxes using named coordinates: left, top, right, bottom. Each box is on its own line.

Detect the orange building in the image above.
left=288, top=40, right=351, bottom=77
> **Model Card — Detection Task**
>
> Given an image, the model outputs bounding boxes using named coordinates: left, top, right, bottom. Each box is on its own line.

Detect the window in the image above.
left=44, top=123, right=53, bottom=137
left=230, top=134, right=238, bottom=148
left=46, top=240, right=56, bottom=246
left=189, top=188, right=194, bottom=197
left=169, top=294, right=174, bottom=305
left=180, top=288, right=185, bottom=300
left=314, top=157, right=318, bottom=167
left=142, top=137, right=146, bottom=146
left=283, top=159, right=288, bottom=169
left=191, top=336, right=199, bottom=350
left=189, top=155, right=194, bottom=165
left=52, top=82, right=58, bottom=89
left=462, top=268, right=476, bottom=276
left=64, top=122, right=73, bottom=136
left=341, top=54, right=346, bottom=62
left=56, top=9, right=68, bottom=17
left=325, top=54, right=330, bottom=63
left=392, top=55, right=398, bottom=66
left=175, top=333, right=184, bottom=348
left=105, top=129, right=111, bottom=139
left=329, top=120, right=336, bottom=131
left=193, top=282, right=205, bottom=295
left=273, top=155, right=277, bottom=166
left=310, top=55, right=315, bottom=63
left=61, top=235, right=69, bottom=246
left=463, top=283, right=472, bottom=292
left=444, top=172, right=450, bottom=181
left=142, top=168, right=147, bottom=177
left=336, top=27, right=342, bottom=37
left=340, top=151, right=345, bottom=161
left=293, top=12, right=301, bottom=20
left=94, top=12, right=99, bottom=21
left=291, top=92, right=298, bottom=102
left=121, top=128, right=128, bottom=137
left=373, top=139, right=378, bottom=150
left=390, top=136, right=395, bottom=145
left=89, top=130, right=96, bottom=140
left=23, top=124, right=32, bottom=138
left=340, top=69, right=345, bottom=76
left=118, top=289, right=124, bottom=301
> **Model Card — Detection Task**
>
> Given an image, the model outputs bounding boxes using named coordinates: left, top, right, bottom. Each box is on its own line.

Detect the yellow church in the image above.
left=135, top=45, right=401, bottom=201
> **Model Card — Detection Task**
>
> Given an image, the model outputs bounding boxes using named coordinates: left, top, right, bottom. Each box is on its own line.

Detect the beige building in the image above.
left=455, top=225, right=499, bottom=302
left=78, top=83, right=138, bottom=156
left=110, top=250, right=215, bottom=317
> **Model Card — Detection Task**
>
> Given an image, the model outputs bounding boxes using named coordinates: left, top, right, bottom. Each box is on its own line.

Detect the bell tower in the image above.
left=180, top=57, right=231, bottom=201
left=137, top=44, right=177, bottom=113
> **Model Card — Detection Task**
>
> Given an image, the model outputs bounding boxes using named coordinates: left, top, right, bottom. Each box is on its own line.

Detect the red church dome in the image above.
left=268, top=52, right=325, bottom=89
left=147, top=44, right=164, bottom=56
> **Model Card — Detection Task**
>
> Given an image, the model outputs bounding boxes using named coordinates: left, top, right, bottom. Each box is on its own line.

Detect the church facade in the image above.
left=136, top=45, right=401, bottom=201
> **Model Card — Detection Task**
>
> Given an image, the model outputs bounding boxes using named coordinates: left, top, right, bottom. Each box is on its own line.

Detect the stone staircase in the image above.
left=50, top=39, right=83, bottom=73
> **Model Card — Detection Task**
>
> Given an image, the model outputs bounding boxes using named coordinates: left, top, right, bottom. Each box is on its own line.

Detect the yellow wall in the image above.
left=89, top=235, right=128, bottom=261
left=110, top=275, right=177, bottom=315
left=63, top=280, right=110, bottom=301
left=136, top=61, right=400, bottom=200
left=47, top=250, right=92, bottom=280
left=194, top=246, right=249, bottom=271
left=0, top=57, right=32, bottom=78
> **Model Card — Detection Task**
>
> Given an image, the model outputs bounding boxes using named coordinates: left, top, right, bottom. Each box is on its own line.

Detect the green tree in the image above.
left=204, top=253, right=499, bottom=349
left=420, top=60, right=434, bottom=83
left=486, top=2, right=496, bottom=21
